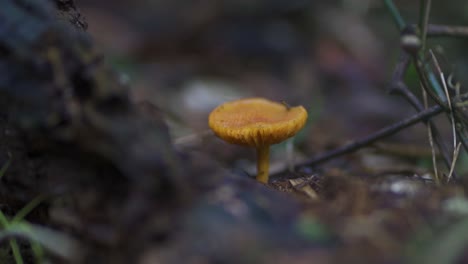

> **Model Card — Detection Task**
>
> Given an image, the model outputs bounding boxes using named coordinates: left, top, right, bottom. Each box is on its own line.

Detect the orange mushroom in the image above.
left=208, top=98, right=308, bottom=183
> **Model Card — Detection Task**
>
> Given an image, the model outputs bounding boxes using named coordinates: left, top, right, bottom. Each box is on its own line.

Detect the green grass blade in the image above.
left=12, top=195, right=45, bottom=223
left=0, top=210, right=10, bottom=228
left=10, top=239, right=23, bottom=264
left=383, top=0, right=406, bottom=30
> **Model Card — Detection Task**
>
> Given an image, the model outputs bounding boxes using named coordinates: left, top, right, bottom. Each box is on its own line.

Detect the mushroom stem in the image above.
left=256, top=145, right=270, bottom=183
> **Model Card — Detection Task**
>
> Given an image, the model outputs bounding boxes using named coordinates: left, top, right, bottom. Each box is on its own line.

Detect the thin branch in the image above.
left=426, top=116, right=440, bottom=184
left=427, top=24, right=468, bottom=37
left=421, top=80, right=440, bottom=184
left=429, top=50, right=457, bottom=149
left=412, top=54, right=468, bottom=152
left=419, top=0, right=431, bottom=52
left=448, top=143, right=461, bottom=182
left=289, top=103, right=445, bottom=171
left=388, top=53, right=422, bottom=109
left=388, top=51, right=456, bottom=178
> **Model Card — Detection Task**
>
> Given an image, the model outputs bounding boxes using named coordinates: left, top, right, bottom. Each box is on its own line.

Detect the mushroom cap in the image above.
left=208, top=98, right=308, bottom=147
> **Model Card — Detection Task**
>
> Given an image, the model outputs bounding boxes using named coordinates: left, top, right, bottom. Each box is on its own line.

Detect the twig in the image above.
left=427, top=118, right=439, bottom=184
left=367, top=1, right=468, bottom=184
left=422, top=82, right=440, bottom=184
left=412, top=54, right=468, bottom=152
left=278, top=91, right=468, bottom=176
left=388, top=52, right=422, bottom=109
left=400, top=25, right=446, bottom=101
left=388, top=51, right=455, bottom=178
left=447, top=143, right=461, bottom=182
left=426, top=24, right=468, bottom=37
left=428, top=50, right=464, bottom=182
left=288, top=103, right=445, bottom=171
left=419, top=0, right=431, bottom=52
left=429, top=50, right=457, bottom=149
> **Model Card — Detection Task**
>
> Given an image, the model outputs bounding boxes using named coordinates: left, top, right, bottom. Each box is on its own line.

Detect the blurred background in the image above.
left=76, top=0, right=468, bottom=174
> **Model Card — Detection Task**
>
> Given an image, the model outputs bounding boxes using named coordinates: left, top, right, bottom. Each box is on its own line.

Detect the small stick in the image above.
left=427, top=119, right=439, bottom=184
left=412, top=54, right=468, bottom=152
left=388, top=53, right=424, bottom=109
left=429, top=50, right=457, bottom=149
left=419, top=0, right=431, bottom=52
left=388, top=52, right=455, bottom=177
left=447, top=143, right=462, bottom=182
left=280, top=92, right=468, bottom=175
left=426, top=24, right=468, bottom=38
left=422, top=82, right=439, bottom=184
left=289, top=104, right=445, bottom=171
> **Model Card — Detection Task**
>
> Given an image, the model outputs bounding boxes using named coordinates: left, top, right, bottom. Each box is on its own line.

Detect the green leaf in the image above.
left=12, top=195, right=45, bottom=223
